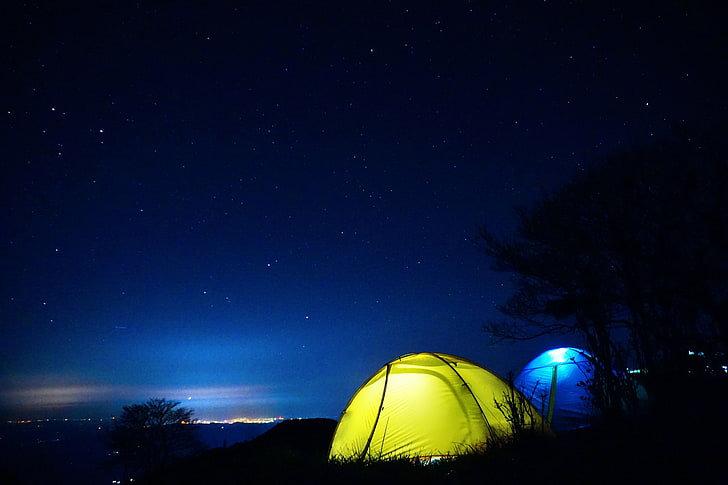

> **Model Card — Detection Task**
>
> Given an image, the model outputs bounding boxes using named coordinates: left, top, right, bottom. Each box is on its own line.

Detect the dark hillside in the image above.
left=247, top=418, right=337, bottom=456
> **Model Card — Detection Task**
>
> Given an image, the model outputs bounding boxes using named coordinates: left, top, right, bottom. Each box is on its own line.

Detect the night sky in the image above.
left=2, top=1, right=724, bottom=421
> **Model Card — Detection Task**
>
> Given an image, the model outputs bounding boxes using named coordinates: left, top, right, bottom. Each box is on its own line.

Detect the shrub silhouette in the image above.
left=106, top=398, right=203, bottom=482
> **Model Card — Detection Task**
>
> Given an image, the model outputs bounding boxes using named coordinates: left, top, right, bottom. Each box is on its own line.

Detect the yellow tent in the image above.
left=328, top=352, right=545, bottom=461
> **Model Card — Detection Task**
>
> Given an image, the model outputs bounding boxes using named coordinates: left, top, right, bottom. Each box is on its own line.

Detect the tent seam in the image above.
left=431, top=353, right=496, bottom=439
left=359, top=362, right=391, bottom=461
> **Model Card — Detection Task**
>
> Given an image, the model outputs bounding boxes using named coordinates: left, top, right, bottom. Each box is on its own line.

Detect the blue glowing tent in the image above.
left=515, top=347, right=596, bottom=431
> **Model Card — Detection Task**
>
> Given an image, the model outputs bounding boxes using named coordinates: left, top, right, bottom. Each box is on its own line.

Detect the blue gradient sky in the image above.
left=2, top=1, right=723, bottom=420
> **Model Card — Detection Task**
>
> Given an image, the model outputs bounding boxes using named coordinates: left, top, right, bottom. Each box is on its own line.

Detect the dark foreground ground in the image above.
left=151, top=408, right=728, bottom=485
left=4, top=384, right=725, bottom=485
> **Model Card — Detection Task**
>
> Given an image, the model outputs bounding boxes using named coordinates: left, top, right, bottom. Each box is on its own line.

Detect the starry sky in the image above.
left=2, top=1, right=725, bottom=420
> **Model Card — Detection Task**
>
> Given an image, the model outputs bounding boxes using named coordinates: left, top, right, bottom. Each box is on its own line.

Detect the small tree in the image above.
left=107, top=398, right=204, bottom=482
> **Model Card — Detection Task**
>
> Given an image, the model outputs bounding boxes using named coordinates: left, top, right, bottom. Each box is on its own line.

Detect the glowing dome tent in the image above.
left=328, top=352, right=545, bottom=461
left=515, top=347, right=596, bottom=431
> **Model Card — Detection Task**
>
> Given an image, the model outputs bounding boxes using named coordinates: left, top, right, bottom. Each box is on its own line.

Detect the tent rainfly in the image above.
left=328, top=352, right=545, bottom=461
left=514, top=347, right=595, bottom=431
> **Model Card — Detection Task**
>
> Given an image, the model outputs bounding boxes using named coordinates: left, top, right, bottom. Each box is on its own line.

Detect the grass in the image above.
left=148, top=391, right=728, bottom=485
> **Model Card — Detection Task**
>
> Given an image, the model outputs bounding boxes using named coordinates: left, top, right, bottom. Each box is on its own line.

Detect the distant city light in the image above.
left=193, top=416, right=285, bottom=425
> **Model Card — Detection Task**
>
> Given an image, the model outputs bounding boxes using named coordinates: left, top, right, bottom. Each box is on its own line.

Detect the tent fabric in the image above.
left=328, top=352, right=544, bottom=461
left=515, top=347, right=595, bottom=431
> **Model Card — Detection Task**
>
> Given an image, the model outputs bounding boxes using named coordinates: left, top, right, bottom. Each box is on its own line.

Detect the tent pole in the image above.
left=360, top=363, right=391, bottom=461
left=433, top=353, right=496, bottom=437
left=546, top=365, right=558, bottom=425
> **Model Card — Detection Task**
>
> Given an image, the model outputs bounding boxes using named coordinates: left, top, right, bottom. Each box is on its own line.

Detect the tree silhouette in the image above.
left=478, top=126, right=728, bottom=417
left=107, top=398, right=204, bottom=482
